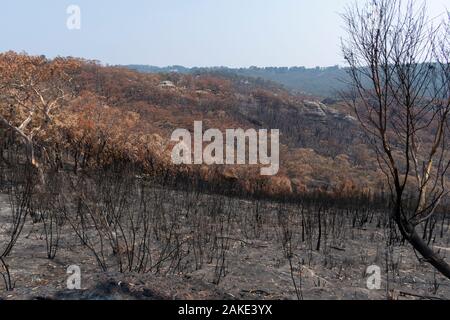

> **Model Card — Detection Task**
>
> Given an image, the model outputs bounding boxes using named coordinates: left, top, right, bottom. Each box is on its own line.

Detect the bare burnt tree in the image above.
left=1, top=163, right=35, bottom=258
left=0, top=150, right=35, bottom=291
left=342, top=0, right=450, bottom=278
left=0, top=257, right=14, bottom=291
left=34, top=170, right=66, bottom=260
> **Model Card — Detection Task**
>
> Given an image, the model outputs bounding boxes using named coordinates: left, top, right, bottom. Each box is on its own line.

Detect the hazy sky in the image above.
left=0, top=0, right=448, bottom=68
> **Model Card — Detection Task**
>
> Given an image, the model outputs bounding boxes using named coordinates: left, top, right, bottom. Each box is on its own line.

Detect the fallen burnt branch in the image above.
left=391, top=289, right=445, bottom=301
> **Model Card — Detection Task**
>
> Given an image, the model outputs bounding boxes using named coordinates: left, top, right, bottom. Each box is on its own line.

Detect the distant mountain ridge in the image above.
left=124, top=65, right=350, bottom=98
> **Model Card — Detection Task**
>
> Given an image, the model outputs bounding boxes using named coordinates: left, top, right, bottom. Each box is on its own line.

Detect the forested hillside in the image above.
left=125, top=65, right=349, bottom=97
left=0, top=52, right=385, bottom=198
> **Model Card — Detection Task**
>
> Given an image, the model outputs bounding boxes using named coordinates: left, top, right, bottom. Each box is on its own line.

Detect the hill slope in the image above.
left=125, top=65, right=350, bottom=98
left=82, top=63, right=382, bottom=194
left=1, top=54, right=383, bottom=196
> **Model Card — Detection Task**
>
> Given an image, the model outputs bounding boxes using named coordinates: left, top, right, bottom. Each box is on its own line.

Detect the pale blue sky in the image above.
left=0, top=0, right=447, bottom=67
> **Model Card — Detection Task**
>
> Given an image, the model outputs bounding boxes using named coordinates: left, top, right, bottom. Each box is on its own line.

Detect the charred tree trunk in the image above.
left=394, top=204, right=450, bottom=279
